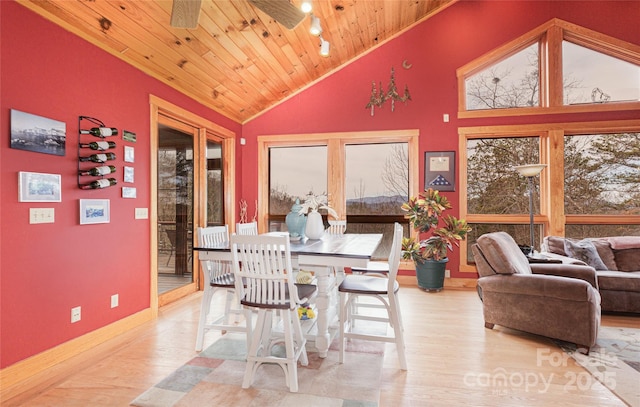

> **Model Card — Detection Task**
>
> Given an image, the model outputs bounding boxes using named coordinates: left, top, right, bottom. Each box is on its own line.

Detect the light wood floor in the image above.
left=4, top=287, right=637, bottom=406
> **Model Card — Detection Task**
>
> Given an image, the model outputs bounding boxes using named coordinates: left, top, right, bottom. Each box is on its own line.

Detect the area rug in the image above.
left=556, top=326, right=640, bottom=407
left=131, top=333, right=384, bottom=407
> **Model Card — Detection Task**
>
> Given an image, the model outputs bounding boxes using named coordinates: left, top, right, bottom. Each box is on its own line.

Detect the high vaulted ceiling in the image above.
left=18, top=0, right=455, bottom=123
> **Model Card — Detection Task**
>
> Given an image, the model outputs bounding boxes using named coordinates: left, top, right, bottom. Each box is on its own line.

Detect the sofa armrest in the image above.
left=478, top=273, right=599, bottom=302
left=530, top=263, right=598, bottom=289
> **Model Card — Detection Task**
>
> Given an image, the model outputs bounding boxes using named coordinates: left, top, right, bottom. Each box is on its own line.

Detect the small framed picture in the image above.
left=124, top=166, right=134, bottom=183
left=124, top=146, right=135, bottom=163
left=18, top=171, right=62, bottom=202
left=424, top=151, right=456, bottom=192
left=122, top=187, right=137, bottom=198
left=79, top=199, right=110, bottom=225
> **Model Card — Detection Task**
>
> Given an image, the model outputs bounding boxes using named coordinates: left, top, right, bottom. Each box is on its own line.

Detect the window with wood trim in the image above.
left=458, top=121, right=640, bottom=272
left=258, top=130, right=419, bottom=260
left=457, top=18, right=640, bottom=118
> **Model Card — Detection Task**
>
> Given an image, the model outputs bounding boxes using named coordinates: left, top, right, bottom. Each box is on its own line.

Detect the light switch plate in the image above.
left=30, top=208, right=55, bottom=224
left=135, top=208, right=148, bottom=219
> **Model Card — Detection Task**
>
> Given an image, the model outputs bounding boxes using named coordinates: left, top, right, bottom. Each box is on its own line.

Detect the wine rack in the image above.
left=78, top=116, right=118, bottom=190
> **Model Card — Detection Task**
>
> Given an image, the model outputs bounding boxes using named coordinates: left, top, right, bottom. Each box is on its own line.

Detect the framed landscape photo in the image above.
left=424, top=151, right=455, bottom=192
left=10, top=109, right=66, bottom=156
left=79, top=199, right=110, bottom=225
left=18, top=171, right=62, bottom=202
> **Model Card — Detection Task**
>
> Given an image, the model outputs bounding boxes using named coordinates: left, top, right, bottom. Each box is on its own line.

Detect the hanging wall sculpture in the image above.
left=366, top=64, right=412, bottom=116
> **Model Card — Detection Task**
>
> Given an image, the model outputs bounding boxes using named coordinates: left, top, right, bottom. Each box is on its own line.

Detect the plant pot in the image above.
left=415, top=258, right=449, bottom=292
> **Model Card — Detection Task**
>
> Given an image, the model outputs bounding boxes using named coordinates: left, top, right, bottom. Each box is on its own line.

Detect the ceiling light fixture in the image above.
left=309, top=14, right=322, bottom=36
left=300, top=1, right=312, bottom=13
left=319, top=36, right=330, bottom=57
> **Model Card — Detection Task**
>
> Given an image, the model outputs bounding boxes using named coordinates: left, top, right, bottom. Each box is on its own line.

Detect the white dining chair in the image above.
left=236, top=221, right=258, bottom=236
left=230, top=233, right=317, bottom=392
left=338, top=222, right=407, bottom=370
left=326, top=219, right=347, bottom=235
left=195, top=225, right=253, bottom=352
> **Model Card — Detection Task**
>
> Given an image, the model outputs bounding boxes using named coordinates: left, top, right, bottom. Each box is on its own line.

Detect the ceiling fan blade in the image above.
left=248, top=0, right=306, bottom=30
left=170, top=0, right=202, bottom=29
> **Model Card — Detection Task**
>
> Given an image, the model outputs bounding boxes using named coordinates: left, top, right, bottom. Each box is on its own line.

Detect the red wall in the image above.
left=0, top=1, right=240, bottom=368
left=1, top=0, right=638, bottom=369
left=242, top=0, right=640, bottom=277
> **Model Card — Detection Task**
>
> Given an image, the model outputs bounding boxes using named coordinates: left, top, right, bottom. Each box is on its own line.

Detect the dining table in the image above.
left=193, top=232, right=383, bottom=358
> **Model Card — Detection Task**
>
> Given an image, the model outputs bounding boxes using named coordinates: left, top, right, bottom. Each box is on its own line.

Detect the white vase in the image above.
left=305, top=210, right=324, bottom=239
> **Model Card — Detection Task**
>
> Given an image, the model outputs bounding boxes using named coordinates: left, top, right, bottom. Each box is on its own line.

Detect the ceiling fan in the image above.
left=170, top=0, right=306, bottom=30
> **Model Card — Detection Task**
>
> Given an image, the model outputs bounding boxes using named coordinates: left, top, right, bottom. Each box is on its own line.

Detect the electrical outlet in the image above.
left=445, top=269, right=451, bottom=278
left=111, top=294, right=119, bottom=308
left=30, top=208, right=55, bottom=224
left=71, top=306, right=81, bottom=323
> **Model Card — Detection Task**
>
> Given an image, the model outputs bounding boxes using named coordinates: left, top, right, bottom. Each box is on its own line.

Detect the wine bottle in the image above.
left=80, top=127, right=118, bottom=138
left=79, top=141, right=116, bottom=151
left=79, top=165, right=117, bottom=176
left=80, top=178, right=117, bottom=190
left=79, top=152, right=116, bottom=163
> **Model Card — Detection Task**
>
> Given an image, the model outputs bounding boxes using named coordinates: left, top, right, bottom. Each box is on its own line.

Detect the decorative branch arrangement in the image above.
left=366, top=67, right=411, bottom=116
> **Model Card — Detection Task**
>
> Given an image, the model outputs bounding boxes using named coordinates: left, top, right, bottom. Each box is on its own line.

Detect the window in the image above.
left=465, top=43, right=540, bottom=110
left=459, top=121, right=640, bottom=273
left=259, top=130, right=419, bottom=260
left=563, top=41, right=639, bottom=105
left=457, top=19, right=640, bottom=118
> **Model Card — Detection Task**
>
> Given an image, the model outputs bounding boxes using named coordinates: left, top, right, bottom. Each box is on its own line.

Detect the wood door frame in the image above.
left=150, top=95, right=236, bottom=314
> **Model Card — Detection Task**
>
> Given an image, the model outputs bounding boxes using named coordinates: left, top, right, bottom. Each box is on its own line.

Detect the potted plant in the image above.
left=401, top=188, right=471, bottom=292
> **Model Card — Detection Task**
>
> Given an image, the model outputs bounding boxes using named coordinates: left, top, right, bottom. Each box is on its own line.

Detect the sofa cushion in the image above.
left=597, top=270, right=640, bottom=291
left=613, top=248, right=640, bottom=272
left=590, top=238, right=617, bottom=271
left=477, top=232, right=531, bottom=275
left=544, top=236, right=567, bottom=256
left=564, top=239, right=608, bottom=271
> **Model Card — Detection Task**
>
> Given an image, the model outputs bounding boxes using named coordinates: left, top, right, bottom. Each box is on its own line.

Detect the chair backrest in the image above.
left=230, top=234, right=305, bottom=309
left=197, top=225, right=231, bottom=284
left=386, top=222, right=404, bottom=292
left=236, top=221, right=258, bottom=236
left=474, top=231, right=532, bottom=276
left=326, top=220, right=347, bottom=235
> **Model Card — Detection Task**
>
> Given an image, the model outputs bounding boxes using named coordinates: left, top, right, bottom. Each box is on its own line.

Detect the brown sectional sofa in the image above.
left=542, top=236, right=640, bottom=314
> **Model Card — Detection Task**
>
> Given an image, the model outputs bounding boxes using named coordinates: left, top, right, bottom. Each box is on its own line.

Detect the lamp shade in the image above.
left=514, top=164, right=547, bottom=177
left=320, top=37, right=330, bottom=57
left=309, top=14, right=322, bottom=36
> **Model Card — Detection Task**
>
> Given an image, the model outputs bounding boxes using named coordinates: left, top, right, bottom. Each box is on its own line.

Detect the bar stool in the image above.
left=338, top=222, right=407, bottom=370
left=195, top=226, right=253, bottom=351
left=230, top=234, right=317, bottom=392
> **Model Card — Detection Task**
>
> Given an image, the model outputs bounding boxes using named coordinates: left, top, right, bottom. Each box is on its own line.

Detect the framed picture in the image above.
left=124, top=166, right=134, bottom=183
left=79, top=199, right=110, bottom=225
left=424, top=151, right=456, bottom=192
left=122, top=187, right=137, bottom=198
left=10, top=109, right=66, bottom=156
left=124, top=146, right=135, bottom=163
left=18, top=171, right=62, bottom=202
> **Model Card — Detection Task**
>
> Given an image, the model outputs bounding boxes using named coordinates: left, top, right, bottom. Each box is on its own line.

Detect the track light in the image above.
left=300, top=1, right=312, bottom=13
left=320, top=36, right=330, bottom=57
left=309, top=14, right=322, bottom=36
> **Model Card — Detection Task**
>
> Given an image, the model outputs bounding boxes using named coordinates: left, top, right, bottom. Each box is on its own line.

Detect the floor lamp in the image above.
left=514, top=164, right=547, bottom=254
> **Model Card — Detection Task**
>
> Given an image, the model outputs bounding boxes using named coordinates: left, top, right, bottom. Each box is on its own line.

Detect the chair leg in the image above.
left=283, top=309, right=298, bottom=392
left=243, top=308, right=267, bottom=389
left=389, top=294, right=407, bottom=370
left=339, top=291, right=348, bottom=364
left=195, top=286, right=214, bottom=352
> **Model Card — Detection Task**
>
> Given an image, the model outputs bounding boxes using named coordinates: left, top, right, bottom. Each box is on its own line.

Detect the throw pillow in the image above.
left=564, top=239, right=608, bottom=270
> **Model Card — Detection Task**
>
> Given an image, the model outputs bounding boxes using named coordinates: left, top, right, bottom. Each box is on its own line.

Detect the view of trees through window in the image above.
left=461, top=23, right=640, bottom=265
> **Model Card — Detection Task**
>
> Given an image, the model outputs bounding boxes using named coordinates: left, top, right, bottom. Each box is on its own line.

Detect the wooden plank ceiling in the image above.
left=18, top=0, right=454, bottom=123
